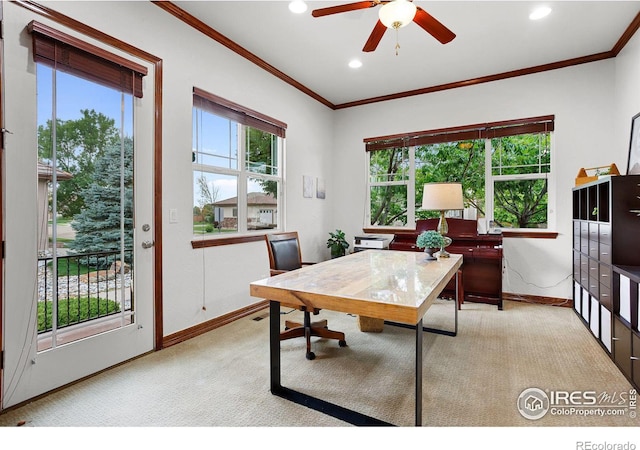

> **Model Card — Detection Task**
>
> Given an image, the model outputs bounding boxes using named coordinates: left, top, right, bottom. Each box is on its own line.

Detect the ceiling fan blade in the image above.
left=312, top=1, right=379, bottom=18
left=413, top=7, right=456, bottom=44
left=363, top=20, right=387, bottom=52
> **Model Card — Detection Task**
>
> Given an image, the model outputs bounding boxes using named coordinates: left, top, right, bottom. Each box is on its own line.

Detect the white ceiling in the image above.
left=171, top=1, right=640, bottom=107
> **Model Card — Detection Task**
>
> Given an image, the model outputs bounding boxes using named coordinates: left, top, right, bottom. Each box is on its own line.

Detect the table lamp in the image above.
left=421, top=182, right=464, bottom=258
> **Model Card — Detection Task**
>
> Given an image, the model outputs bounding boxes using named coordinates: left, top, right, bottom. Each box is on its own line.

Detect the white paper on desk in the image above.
left=477, top=218, right=487, bottom=234
left=620, top=275, right=631, bottom=323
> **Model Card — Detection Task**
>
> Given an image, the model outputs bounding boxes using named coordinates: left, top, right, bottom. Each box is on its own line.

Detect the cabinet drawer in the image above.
left=599, top=283, right=611, bottom=310
left=599, top=264, right=611, bottom=288
left=599, top=223, right=612, bottom=245
left=588, top=258, right=599, bottom=278
left=613, top=317, right=632, bottom=379
left=589, top=241, right=599, bottom=259
left=470, top=247, right=502, bottom=261
left=580, top=255, right=589, bottom=286
left=633, top=332, right=640, bottom=389
left=589, top=276, right=599, bottom=297
left=599, top=243, right=611, bottom=264
left=581, top=221, right=589, bottom=237
left=580, top=238, right=589, bottom=254
left=580, top=269, right=589, bottom=287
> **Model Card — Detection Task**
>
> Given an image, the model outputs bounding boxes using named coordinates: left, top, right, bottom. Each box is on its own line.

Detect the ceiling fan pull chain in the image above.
left=395, top=27, right=400, bottom=55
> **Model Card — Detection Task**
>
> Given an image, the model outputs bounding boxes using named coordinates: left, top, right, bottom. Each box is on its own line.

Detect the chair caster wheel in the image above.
left=306, top=352, right=316, bottom=360
left=338, top=340, right=347, bottom=347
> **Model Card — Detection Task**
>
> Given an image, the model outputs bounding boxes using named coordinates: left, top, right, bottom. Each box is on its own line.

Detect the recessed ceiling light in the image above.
left=529, top=6, right=552, bottom=20
left=348, top=59, right=363, bottom=69
left=288, top=1, right=308, bottom=14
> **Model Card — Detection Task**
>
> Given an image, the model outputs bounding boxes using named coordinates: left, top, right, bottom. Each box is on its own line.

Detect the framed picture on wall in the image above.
left=316, top=177, right=326, bottom=199
left=627, top=112, right=640, bottom=175
left=303, top=175, right=314, bottom=198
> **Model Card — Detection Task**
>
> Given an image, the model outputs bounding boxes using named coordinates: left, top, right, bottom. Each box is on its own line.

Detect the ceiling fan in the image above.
left=311, top=0, right=456, bottom=53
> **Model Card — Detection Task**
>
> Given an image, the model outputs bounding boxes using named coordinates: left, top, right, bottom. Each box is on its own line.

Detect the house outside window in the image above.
left=192, top=88, right=285, bottom=235
left=365, top=115, right=554, bottom=230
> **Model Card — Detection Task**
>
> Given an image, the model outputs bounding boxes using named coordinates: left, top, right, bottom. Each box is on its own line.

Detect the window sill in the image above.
left=191, top=233, right=267, bottom=249
left=501, top=230, right=558, bottom=239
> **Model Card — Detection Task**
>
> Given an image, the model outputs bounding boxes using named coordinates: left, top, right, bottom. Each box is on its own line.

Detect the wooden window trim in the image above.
left=28, top=20, right=147, bottom=97
left=364, top=115, right=554, bottom=151
left=193, top=87, right=286, bottom=138
left=361, top=227, right=558, bottom=239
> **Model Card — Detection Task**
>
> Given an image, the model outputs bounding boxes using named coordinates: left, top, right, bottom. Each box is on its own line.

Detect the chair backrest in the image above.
left=265, top=232, right=303, bottom=273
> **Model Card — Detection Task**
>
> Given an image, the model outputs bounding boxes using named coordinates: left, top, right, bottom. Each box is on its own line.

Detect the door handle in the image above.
left=142, top=240, right=155, bottom=249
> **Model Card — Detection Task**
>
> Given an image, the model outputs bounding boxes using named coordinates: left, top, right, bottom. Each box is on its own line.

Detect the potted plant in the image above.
left=416, top=230, right=445, bottom=260
left=327, top=229, right=350, bottom=258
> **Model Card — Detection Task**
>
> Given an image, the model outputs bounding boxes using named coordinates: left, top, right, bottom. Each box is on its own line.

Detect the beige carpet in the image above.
left=0, top=300, right=637, bottom=430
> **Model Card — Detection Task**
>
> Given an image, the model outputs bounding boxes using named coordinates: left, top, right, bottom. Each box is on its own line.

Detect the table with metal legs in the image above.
left=251, top=250, right=463, bottom=426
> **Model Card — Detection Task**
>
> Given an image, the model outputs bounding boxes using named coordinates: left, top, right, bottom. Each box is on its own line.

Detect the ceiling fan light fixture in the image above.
left=379, top=0, right=417, bottom=29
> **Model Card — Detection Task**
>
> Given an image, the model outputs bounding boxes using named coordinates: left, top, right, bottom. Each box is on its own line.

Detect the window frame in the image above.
left=365, top=116, right=555, bottom=231
left=192, top=88, right=286, bottom=240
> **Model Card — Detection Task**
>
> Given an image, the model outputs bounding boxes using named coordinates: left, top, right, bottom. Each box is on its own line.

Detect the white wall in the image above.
left=614, top=26, right=640, bottom=162
left=331, top=60, right=624, bottom=301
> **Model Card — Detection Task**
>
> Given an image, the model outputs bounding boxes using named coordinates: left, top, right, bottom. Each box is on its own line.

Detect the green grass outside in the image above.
left=38, top=297, right=121, bottom=332
left=49, top=258, right=91, bottom=277
left=193, top=222, right=236, bottom=234
left=48, top=217, right=72, bottom=225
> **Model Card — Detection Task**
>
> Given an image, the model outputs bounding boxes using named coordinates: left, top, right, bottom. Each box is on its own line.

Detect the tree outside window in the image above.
left=366, top=117, right=553, bottom=229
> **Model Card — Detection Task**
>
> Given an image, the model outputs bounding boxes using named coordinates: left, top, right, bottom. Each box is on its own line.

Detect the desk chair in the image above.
left=265, top=231, right=347, bottom=360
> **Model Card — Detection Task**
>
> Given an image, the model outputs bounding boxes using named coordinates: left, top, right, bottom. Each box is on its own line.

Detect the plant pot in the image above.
left=423, top=248, right=438, bottom=261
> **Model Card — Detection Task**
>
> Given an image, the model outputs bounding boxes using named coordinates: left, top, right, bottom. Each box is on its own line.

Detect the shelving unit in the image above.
left=572, top=175, right=640, bottom=390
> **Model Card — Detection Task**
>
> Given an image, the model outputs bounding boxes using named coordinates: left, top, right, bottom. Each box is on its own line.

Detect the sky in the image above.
left=37, top=65, right=133, bottom=136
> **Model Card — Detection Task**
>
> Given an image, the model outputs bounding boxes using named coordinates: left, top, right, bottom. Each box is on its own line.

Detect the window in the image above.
left=365, top=116, right=553, bottom=230
left=490, top=133, right=550, bottom=228
left=192, top=88, right=285, bottom=235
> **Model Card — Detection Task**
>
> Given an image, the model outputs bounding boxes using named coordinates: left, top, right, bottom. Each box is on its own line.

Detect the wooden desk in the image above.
left=389, top=218, right=503, bottom=309
left=250, top=250, right=463, bottom=426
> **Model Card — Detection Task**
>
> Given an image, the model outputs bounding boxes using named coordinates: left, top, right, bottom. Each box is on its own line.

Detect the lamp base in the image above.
left=436, top=246, right=451, bottom=258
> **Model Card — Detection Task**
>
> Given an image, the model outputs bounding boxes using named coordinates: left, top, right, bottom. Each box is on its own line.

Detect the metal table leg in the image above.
left=270, top=300, right=281, bottom=393
left=415, top=317, right=423, bottom=426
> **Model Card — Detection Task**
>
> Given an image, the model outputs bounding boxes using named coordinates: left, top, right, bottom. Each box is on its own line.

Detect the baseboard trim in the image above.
left=162, top=300, right=269, bottom=348
left=502, top=292, right=573, bottom=308
left=161, top=293, right=572, bottom=348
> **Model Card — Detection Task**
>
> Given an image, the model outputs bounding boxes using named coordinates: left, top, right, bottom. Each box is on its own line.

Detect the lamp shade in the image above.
left=378, top=0, right=417, bottom=29
left=421, top=182, right=464, bottom=211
